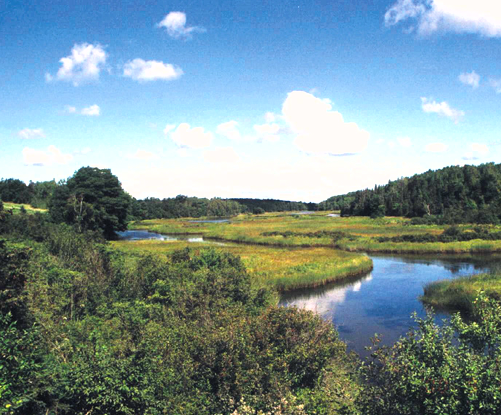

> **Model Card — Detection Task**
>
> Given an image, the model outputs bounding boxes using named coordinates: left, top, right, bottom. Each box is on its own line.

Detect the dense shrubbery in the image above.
left=0, top=216, right=358, bottom=414
left=358, top=293, right=501, bottom=414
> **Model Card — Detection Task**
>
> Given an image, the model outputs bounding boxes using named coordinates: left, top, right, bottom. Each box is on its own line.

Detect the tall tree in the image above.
left=49, top=167, right=131, bottom=239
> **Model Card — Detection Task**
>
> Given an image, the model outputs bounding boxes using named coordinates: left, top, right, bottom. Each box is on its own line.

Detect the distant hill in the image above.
left=321, top=163, right=501, bottom=223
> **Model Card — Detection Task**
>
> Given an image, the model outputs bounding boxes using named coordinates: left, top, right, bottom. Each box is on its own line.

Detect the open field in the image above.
left=129, top=212, right=501, bottom=253
left=3, top=202, right=47, bottom=214
left=111, top=239, right=373, bottom=291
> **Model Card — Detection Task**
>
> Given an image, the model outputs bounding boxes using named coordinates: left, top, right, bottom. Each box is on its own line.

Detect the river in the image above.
left=117, top=230, right=501, bottom=357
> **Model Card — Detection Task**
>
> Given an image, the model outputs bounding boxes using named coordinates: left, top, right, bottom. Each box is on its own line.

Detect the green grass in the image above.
left=3, top=202, right=47, bottom=214
left=111, top=239, right=373, bottom=292
left=421, top=273, right=501, bottom=314
left=129, top=213, right=501, bottom=253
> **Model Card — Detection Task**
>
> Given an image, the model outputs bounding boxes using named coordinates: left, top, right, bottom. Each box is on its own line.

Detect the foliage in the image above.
left=359, top=293, right=501, bottom=414
left=334, top=162, right=501, bottom=223
left=49, top=167, right=131, bottom=239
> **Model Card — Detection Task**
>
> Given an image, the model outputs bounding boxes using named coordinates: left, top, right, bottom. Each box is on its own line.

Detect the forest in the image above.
left=1, top=165, right=501, bottom=414
left=320, top=163, right=501, bottom=223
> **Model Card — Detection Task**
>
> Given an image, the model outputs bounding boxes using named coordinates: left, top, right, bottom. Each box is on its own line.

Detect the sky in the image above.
left=1, top=0, right=501, bottom=202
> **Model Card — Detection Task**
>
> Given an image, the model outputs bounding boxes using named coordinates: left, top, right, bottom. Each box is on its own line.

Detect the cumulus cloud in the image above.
left=217, top=121, right=241, bottom=141
left=397, top=137, right=412, bottom=148
left=123, top=59, right=183, bottom=82
left=459, top=71, right=480, bottom=88
left=157, top=11, right=206, bottom=39
left=282, top=91, right=369, bottom=156
left=203, top=147, right=240, bottom=163
left=129, top=149, right=159, bottom=161
left=22, top=145, right=73, bottom=166
left=425, top=142, right=448, bottom=153
left=421, top=97, right=464, bottom=123
left=169, top=123, right=214, bottom=149
left=18, top=128, right=45, bottom=139
left=385, top=0, right=501, bottom=37
left=81, top=104, right=100, bottom=116
left=253, top=123, right=281, bottom=142
left=489, top=78, right=501, bottom=93
left=46, top=43, right=107, bottom=86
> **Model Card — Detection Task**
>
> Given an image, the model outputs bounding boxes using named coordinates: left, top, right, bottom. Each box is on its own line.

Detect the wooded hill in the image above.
left=321, top=163, right=501, bottom=223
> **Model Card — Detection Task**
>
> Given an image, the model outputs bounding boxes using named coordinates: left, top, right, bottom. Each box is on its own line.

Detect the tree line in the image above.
left=322, top=163, right=501, bottom=223
left=2, top=191, right=501, bottom=414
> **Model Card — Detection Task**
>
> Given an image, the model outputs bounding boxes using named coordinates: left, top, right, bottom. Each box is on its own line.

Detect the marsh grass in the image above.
left=130, top=213, right=501, bottom=253
left=111, top=239, right=372, bottom=291
left=421, top=272, right=501, bottom=314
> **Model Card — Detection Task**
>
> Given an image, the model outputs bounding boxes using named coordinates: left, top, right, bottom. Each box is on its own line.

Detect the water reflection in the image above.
left=280, top=254, right=501, bottom=358
left=117, top=230, right=225, bottom=244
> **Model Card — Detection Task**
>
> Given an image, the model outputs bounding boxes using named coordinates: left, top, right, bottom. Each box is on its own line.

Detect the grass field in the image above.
left=129, top=213, right=501, bottom=254
left=111, top=239, right=373, bottom=292
left=3, top=202, right=47, bottom=214
left=421, top=272, right=501, bottom=314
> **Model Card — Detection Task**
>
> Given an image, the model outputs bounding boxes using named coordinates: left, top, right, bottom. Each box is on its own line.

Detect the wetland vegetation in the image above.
left=2, top=164, right=501, bottom=414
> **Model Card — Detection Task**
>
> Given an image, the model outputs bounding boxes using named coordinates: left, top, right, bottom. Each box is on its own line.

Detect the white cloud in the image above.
left=253, top=123, right=281, bottom=142
left=264, top=112, right=277, bottom=123
left=470, top=143, right=489, bottom=155
left=462, top=144, right=488, bottom=161
left=65, top=105, right=77, bottom=114
left=46, top=43, right=107, bottom=86
left=163, top=124, right=176, bottom=135
left=217, top=121, right=241, bottom=141
left=459, top=71, right=480, bottom=88
left=385, top=0, right=501, bottom=37
left=489, top=78, right=501, bottom=93
left=22, top=145, right=73, bottom=166
left=169, top=123, right=214, bottom=149
left=130, top=149, right=159, bottom=161
left=81, top=104, right=100, bottom=116
left=157, top=11, right=206, bottom=39
left=397, top=136, right=412, bottom=147
left=425, top=142, right=448, bottom=153
left=203, top=147, right=240, bottom=163
left=282, top=91, right=369, bottom=155
left=123, top=59, right=183, bottom=82
left=421, top=97, right=464, bottom=123
left=18, top=128, right=45, bottom=139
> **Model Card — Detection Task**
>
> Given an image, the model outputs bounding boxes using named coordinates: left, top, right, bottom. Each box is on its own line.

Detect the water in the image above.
left=189, top=219, right=230, bottom=223
left=280, top=254, right=501, bottom=357
left=118, top=229, right=501, bottom=357
left=118, top=230, right=207, bottom=243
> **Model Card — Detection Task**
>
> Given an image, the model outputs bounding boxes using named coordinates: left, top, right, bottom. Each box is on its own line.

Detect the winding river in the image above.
left=118, top=230, right=501, bottom=357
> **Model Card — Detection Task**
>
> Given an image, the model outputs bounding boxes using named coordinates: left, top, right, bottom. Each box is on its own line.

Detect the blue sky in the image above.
left=2, top=0, right=501, bottom=202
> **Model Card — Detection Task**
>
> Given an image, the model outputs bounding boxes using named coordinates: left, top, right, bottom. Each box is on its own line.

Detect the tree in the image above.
left=49, top=167, right=131, bottom=239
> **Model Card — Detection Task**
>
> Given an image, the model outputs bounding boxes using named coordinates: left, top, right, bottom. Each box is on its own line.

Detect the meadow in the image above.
left=130, top=212, right=501, bottom=254
left=111, top=239, right=373, bottom=291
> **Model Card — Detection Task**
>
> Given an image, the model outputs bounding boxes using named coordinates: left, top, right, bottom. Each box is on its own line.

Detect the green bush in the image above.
left=359, top=293, right=501, bottom=414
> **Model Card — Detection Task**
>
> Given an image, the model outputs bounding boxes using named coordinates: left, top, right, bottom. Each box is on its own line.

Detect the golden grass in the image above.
left=111, top=239, right=373, bottom=292
left=3, top=202, right=47, bottom=214
left=129, top=213, right=501, bottom=253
